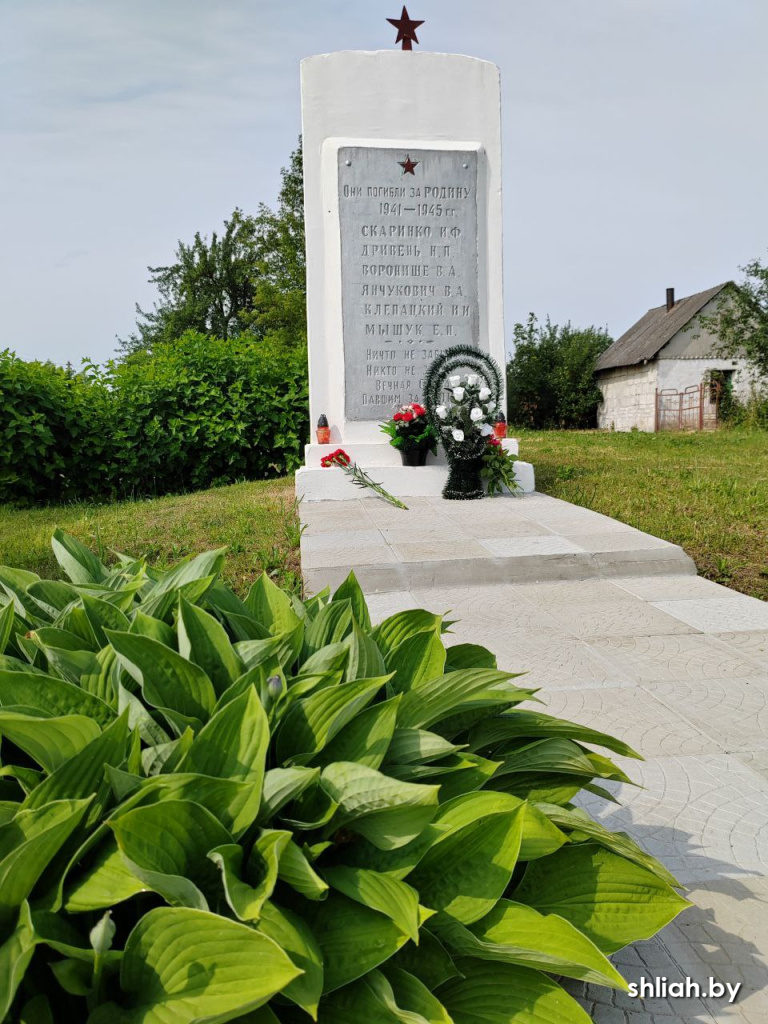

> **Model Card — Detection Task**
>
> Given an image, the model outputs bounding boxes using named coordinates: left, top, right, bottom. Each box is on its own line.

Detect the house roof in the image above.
left=595, top=283, right=730, bottom=372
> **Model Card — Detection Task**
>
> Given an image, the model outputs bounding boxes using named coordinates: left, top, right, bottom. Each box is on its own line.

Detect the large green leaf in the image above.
left=106, top=630, right=216, bottom=724
left=306, top=892, right=415, bottom=993
left=210, top=830, right=291, bottom=921
left=397, top=670, right=526, bottom=730
left=259, top=900, right=324, bottom=1020
left=469, top=709, right=642, bottom=760
left=313, top=695, right=400, bottom=769
left=537, top=803, right=679, bottom=886
left=323, top=865, right=424, bottom=941
left=0, top=600, right=15, bottom=656
left=0, top=799, right=91, bottom=928
left=22, top=712, right=129, bottom=811
left=278, top=838, right=329, bottom=900
left=0, top=670, right=114, bottom=727
left=0, top=565, right=47, bottom=621
left=64, top=841, right=148, bottom=912
left=106, top=771, right=263, bottom=838
left=276, top=677, right=387, bottom=762
left=433, top=899, right=627, bottom=989
left=258, top=766, right=320, bottom=823
left=344, top=619, right=386, bottom=681
left=387, top=630, right=447, bottom=695
left=109, top=799, right=232, bottom=911
left=513, top=844, right=691, bottom=953
left=494, top=738, right=630, bottom=783
left=246, top=571, right=303, bottom=635
left=79, top=647, right=119, bottom=705
left=51, top=529, right=109, bottom=585
left=80, top=594, right=132, bottom=648
left=391, top=927, right=461, bottom=990
left=179, top=689, right=268, bottom=790
left=87, top=906, right=300, bottom=1024
left=386, top=728, right=464, bottom=766
left=373, top=610, right=443, bottom=657
left=409, top=806, right=525, bottom=924
left=433, top=792, right=566, bottom=862
left=139, top=548, right=227, bottom=621
left=438, top=959, right=592, bottom=1024
left=0, top=902, right=37, bottom=1018
left=303, top=599, right=354, bottom=657
left=177, top=597, right=244, bottom=696
left=332, top=570, right=372, bottom=632
left=384, top=966, right=455, bottom=1024
left=322, top=762, right=440, bottom=850
left=129, top=611, right=177, bottom=648
left=342, top=823, right=451, bottom=880
left=0, top=712, right=101, bottom=773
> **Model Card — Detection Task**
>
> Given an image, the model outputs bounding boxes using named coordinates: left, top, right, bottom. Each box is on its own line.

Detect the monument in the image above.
left=295, top=17, right=534, bottom=500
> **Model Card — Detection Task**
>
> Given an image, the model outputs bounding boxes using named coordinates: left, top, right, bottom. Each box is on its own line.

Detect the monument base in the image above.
left=295, top=439, right=534, bottom=501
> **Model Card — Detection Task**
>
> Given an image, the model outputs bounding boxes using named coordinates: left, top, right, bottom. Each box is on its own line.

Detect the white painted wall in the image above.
left=656, top=298, right=759, bottom=402
left=301, top=51, right=506, bottom=447
left=596, top=363, right=657, bottom=432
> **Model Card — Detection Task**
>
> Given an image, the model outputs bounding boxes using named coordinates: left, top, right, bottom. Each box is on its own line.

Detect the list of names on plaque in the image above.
left=338, top=147, right=480, bottom=421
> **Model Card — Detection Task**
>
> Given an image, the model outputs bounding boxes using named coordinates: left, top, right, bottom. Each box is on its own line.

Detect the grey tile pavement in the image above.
left=300, top=493, right=768, bottom=1022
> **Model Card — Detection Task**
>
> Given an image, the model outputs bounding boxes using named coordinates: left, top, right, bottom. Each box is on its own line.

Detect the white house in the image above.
left=595, top=284, right=758, bottom=431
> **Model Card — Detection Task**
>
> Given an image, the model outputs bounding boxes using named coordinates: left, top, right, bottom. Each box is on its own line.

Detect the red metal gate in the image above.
left=655, top=382, right=721, bottom=431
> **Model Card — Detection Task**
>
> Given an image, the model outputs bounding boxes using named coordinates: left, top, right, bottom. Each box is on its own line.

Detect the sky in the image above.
left=2, top=0, right=767, bottom=365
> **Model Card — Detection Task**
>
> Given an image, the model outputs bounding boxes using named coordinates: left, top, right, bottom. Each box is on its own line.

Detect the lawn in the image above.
left=518, top=427, right=768, bottom=600
left=0, top=477, right=301, bottom=597
left=1, top=429, right=765, bottom=602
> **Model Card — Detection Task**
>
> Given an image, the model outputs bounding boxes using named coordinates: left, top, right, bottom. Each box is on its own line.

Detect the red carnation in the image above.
left=393, top=413, right=403, bottom=422
left=487, top=436, right=502, bottom=447
left=401, top=412, right=414, bottom=422
left=411, top=403, right=426, bottom=416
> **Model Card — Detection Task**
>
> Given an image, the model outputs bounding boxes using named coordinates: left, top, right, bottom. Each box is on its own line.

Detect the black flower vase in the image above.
left=443, top=437, right=486, bottom=500
left=401, top=445, right=429, bottom=467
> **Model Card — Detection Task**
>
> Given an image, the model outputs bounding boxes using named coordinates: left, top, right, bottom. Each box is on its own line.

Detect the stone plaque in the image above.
left=338, top=147, right=480, bottom=421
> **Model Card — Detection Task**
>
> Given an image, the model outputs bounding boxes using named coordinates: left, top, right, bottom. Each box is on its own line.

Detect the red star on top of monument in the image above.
left=399, top=154, right=419, bottom=175
left=387, top=6, right=424, bottom=51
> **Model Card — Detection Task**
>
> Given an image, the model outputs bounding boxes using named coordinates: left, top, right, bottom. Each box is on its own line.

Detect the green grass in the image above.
left=518, top=427, right=768, bottom=600
left=0, top=477, right=302, bottom=597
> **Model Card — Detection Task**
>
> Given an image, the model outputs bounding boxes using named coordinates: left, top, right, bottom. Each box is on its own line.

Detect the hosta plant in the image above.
left=0, top=531, right=690, bottom=1023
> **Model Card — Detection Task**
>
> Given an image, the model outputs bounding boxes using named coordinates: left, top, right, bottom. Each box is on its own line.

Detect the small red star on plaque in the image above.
left=399, top=154, right=419, bottom=175
left=387, top=6, right=424, bottom=51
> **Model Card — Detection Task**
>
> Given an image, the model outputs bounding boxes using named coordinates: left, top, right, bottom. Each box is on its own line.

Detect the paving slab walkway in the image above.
left=299, top=493, right=768, bottom=1024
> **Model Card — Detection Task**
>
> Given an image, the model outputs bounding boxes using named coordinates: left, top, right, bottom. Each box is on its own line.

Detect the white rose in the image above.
left=435, top=405, right=447, bottom=419
left=452, top=428, right=465, bottom=442
left=485, top=400, right=496, bottom=413
left=452, top=387, right=465, bottom=401
left=469, top=407, right=484, bottom=422
left=467, top=374, right=478, bottom=386
left=478, top=387, right=491, bottom=400
left=480, top=422, right=494, bottom=436
left=448, top=375, right=461, bottom=387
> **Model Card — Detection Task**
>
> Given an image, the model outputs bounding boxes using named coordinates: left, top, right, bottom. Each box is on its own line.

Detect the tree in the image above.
left=699, top=255, right=768, bottom=378
left=120, top=141, right=306, bottom=356
left=240, top=143, right=307, bottom=349
left=506, top=315, right=612, bottom=429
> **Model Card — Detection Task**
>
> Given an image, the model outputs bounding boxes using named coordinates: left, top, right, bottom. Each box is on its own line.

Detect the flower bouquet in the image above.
left=380, top=403, right=438, bottom=466
left=321, top=448, right=408, bottom=509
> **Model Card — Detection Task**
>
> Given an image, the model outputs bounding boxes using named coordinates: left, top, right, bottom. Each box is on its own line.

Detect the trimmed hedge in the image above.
left=0, top=333, right=309, bottom=503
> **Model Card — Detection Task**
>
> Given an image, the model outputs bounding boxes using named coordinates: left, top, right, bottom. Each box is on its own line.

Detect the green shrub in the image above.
left=0, top=534, right=689, bottom=1022
left=0, top=334, right=309, bottom=504
left=507, top=316, right=611, bottom=429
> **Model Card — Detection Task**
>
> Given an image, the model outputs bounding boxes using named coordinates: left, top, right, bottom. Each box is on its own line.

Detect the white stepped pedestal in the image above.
left=295, top=438, right=534, bottom=501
